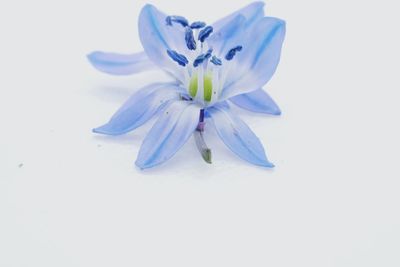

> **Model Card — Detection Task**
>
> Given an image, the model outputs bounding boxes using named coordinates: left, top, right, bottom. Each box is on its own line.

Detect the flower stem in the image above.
left=194, top=130, right=212, bottom=164
left=197, top=109, right=205, bottom=131
left=194, top=109, right=212, bottom=164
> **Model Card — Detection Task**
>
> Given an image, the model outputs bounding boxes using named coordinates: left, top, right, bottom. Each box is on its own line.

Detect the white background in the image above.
left=1, top=0, right=399, bottom=266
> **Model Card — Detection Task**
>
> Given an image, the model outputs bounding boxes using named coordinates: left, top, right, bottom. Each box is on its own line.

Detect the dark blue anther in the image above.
left=198, top=26, right=214, bottom=42
left=225, top=45, right=243, bottom=60
left=205, top=48, right=213, bottom=59
left=185, top=27, right=197, bottom=50
left=167, top=50, right=189, bottom=67
left=193, top=49, right=213, bottom=67
left=193, top=56, right=205, bottom=68
left=166, top=16, right=189, bottom=27
left=166, top=16, right=173, bottom=26
left=190, top=21, right=206, bottom=29
left=210, top=56, right=222, bottom=66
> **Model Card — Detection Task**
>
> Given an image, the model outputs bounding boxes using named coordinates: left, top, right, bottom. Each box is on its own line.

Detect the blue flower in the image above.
left=88, top=2, right=286, bottom=169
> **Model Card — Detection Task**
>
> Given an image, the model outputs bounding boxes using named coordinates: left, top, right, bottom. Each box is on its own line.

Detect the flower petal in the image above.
left=207, top=14, right=246, bottom=57
left=87, top=51, right=156, bottom=75
left=135, top=101, right=200, bottom=169
left=229, top=89, right=281, bottom=115
left=212, top=2, right=265, bottom=33
left=208, top=2, right=265, bottom=57
left=138, top=4, right=188, bottom=82
left=220, top=17, right=286, bottom=100
left=208, top=104, right=274, bottom=167
left=93, top=83, right=183, bottom=136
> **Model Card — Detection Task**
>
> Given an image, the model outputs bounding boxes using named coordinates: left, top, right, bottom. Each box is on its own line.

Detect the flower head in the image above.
left=88, top=2, right=286, bottom=169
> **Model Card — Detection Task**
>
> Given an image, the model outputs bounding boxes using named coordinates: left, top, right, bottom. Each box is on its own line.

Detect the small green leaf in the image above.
left=194, top=130, right=212, bottom=164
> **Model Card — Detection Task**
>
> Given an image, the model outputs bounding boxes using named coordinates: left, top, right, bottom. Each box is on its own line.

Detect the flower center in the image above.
left=189, top=73, right=213, bottom=102
left=165, top=15, right=243, bottom=106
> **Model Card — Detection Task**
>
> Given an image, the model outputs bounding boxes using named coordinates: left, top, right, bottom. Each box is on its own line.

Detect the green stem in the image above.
left=194, top=130, right=212, bottom=164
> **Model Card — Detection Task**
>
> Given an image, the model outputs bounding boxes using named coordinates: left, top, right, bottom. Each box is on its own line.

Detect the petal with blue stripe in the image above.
left=208, top=104, right=274, bottom=167
left=212, top=2, right=265, bottom=33
left=207, top=14, right=246, bottom=57
left=135, top=101, right=200, bottom=169
left=229, top=89, right=281, bottom=115
left=139, top=4, right=189, bottom=82
left=93, top=83, right=183, bottom=136
left=87, top=51, right=156, bottom=75
left=221, top=17, right=286, bottom=99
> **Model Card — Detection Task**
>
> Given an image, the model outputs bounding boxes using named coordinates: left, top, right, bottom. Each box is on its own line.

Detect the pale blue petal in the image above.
left=221, top=17, right=286, bottom=100
left=93, top=83, right=184, bottom=136
left=204, top=101, right=229, bottom=118
left=208, top=104, right=274, bottom=167
left=138, top=4, right=188, bottom=82
left=212, top=2, right=265, bottom=33
left=135, top=101, right=200, bottom=169
left=208, top=15, right=246, bottom=57
left=208, top=2, right=265, bottom=57
left=87, top=51, right=157, bottom=75
left=229, top=89, right=281, bottom=115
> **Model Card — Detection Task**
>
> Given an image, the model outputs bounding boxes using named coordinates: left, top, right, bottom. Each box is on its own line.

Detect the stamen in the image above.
left=198, top=26, right=214, bottom=42
left=205, top=49, right=213, bottom=59
left=193, top=57, right=204, bottom=68
left=225, top=45, right=243, bottom=60
left=190, top=21, right=206, bottom=29
left=165, top=16, right=189, bottom=27
left=167, top=50, right=189, bottom=67
left=185, top=27, right=197, bottom=50
left=193, top=49, right=213, bottom=67
left=210, top=56, right=222, bottom=66
left=166, top=16, right=173, bottom=26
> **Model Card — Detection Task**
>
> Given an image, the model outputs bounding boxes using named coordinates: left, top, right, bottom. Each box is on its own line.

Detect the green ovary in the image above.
left=189, top=74, right=213, bottom=102
left=204, top=75, right=212, bottom=102
left=189, top=74, right=198, bottom=98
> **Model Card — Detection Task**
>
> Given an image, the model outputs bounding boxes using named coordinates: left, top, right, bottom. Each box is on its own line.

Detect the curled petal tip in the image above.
left=229, top=89, right=282, bottom=116
left=92, top=125, right=109, bottom=135
left=142, top=3, right=155, bottom=10
left=87, top=51, right=156, bottom=75
left=86, top=52, right=96, bottom=64
left=254, top=1, right=266, bottom=10
left=135, top=160, right=147, bottom=170
left=250, top=158, right=275, bottom=168
left=135, top=159, right=158, bottom=170
left=87, top=51, right=105, bottom=66
left=262, top=161, right=275, bottom=168
left=92, top=124, right=126, bottom=136
left=270, top=105, right=282, bottom=116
